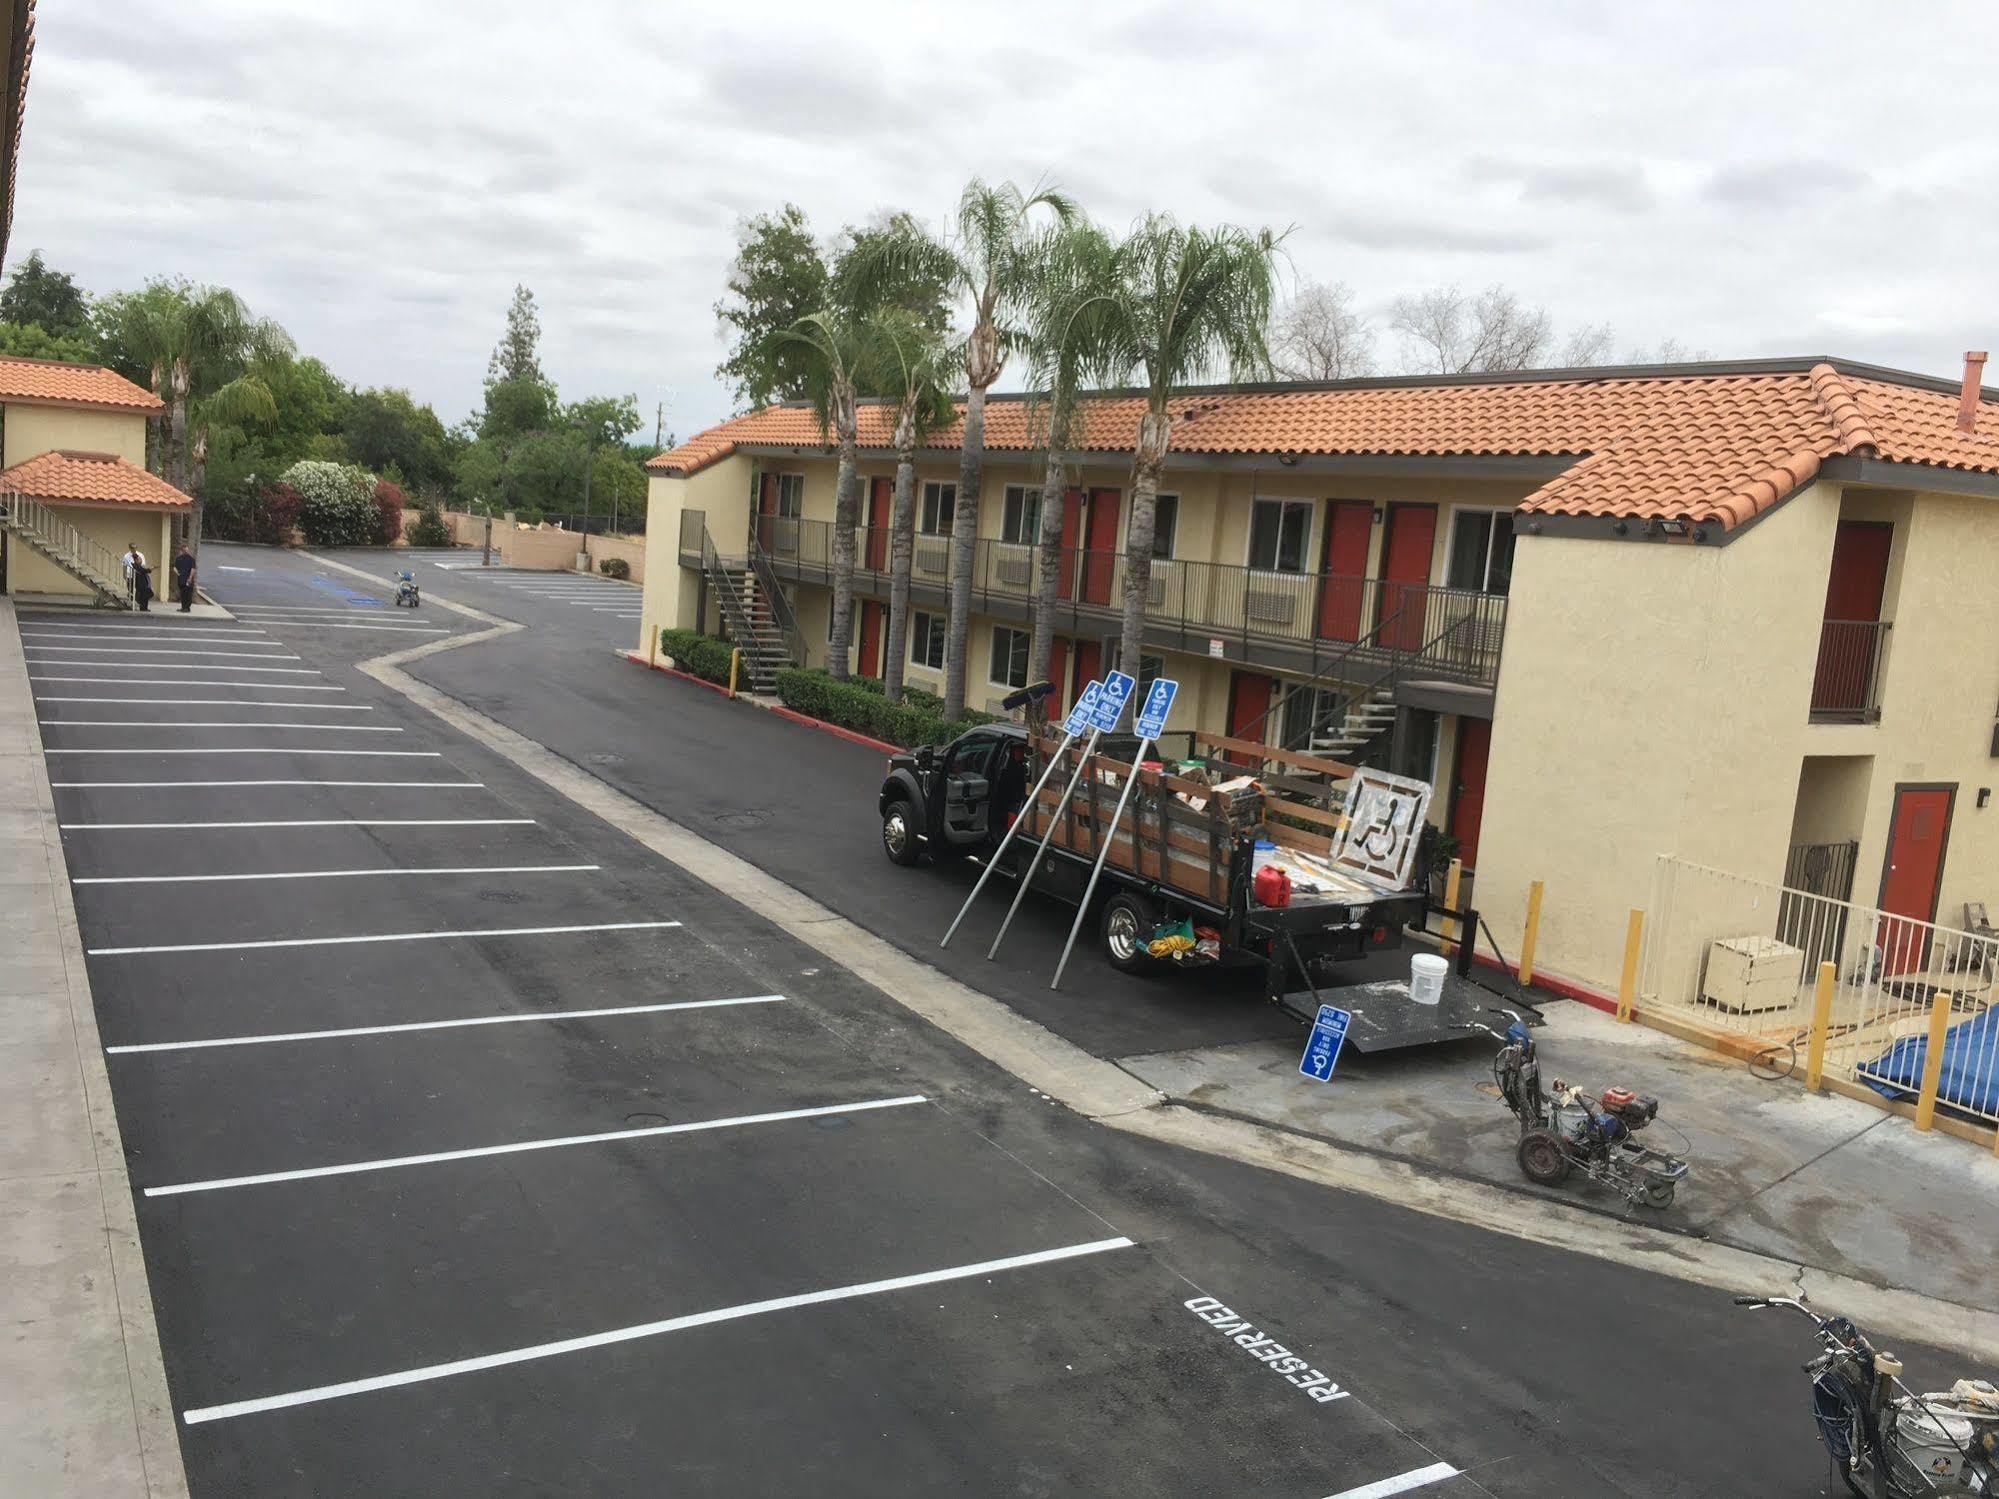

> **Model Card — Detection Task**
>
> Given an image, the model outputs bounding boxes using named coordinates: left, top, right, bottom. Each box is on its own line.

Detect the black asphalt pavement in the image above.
left=39, top=541, right=1941, bottom=1498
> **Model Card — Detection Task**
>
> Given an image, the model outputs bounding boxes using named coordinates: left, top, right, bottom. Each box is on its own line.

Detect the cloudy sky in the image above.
left=16, top=0, right=1997, bottom=439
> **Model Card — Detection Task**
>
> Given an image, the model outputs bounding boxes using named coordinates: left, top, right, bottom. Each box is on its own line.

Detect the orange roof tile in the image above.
left=0, top=449, right=191, bottom=510
left=651, top=360, right=1999, bottom=532
left=0, top=356, right=162, bottom=411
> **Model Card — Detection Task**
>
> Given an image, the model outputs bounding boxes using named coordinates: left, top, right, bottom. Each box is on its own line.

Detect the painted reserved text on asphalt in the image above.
left=1184, top=1297, right=1350, bottom=1403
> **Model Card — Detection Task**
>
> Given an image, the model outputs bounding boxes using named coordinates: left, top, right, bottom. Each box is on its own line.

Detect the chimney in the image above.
left=1960, top=350, right=1988, bottom=434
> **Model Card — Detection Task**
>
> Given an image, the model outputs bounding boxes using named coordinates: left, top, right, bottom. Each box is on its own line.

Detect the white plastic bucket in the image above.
left=1410, top=953, right=1449, bottom=1005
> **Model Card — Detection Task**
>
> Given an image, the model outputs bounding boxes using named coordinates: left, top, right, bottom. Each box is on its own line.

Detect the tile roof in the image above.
left=0, top=355, right=163, bottom=411
left=650, top=361, right=1999, bottom=531
left=0, top=449, right=191, bottom=510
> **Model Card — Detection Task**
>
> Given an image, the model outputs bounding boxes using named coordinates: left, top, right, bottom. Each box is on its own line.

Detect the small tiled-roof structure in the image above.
left=0, top=449, right=190, bottom=509
left=0, top=354, right=164, bottom=412
left=651, top=358, right=1999, bottom=535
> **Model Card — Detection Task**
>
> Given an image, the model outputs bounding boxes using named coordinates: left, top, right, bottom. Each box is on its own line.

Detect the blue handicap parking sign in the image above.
left=1063, top=681, right=1103, bottom=738
left=1092, top=671, right=1136, bottom=733
left=1299, top=1005, right=1351, bottom=1082
left=1135, top=677, right=1179, bottom=739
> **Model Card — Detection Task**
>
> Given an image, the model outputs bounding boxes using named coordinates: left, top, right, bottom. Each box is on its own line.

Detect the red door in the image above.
left=1316, top=500, right=1372, bottom=641
left=1056, top=488, right=1083, bottom=601
left=1450, top=717, right=1492, bottom=871
left=1080, top=487, right=1120, bottom=606
left=1812, top=521, right=1892, bottom=715
left=1225, top=671, right=1276, bottom=766
left=1071, top=639, right=1102, bottom=705
left=1376, top=503, right=1438, bottom=651
left=1046, top=637, right=1070, bottom=716
left=1878, top=786, right=1953, bottom=976
left=857, top=600, right=884, bottom=680
left=865, top=478, right=892, bottom=571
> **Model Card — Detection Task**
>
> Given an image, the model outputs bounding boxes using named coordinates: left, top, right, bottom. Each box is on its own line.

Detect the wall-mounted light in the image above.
left=1979, top=787, right=1992, bottom=809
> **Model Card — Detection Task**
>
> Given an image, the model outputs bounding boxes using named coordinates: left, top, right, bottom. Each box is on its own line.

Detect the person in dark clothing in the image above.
left=131, top=557, right=153, bottom=611
left=171, top=543, right=197, bottom=612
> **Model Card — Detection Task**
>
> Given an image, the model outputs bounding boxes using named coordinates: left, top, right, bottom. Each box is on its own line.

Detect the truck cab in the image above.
left=878, top=725, right=1029, bottom=865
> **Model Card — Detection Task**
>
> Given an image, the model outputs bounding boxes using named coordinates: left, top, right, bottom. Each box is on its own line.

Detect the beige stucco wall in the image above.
left=5, top=502, right=174, bottom=600
left=3, top=404, right=148, bottom=468
left=639, top=459, right=754, bottom=656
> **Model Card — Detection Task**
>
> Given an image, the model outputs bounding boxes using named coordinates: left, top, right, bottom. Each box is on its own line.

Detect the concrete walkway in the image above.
left=0, top=599, right=186, bottom=1497
left=1122, top=995, right=1999, bottom=1314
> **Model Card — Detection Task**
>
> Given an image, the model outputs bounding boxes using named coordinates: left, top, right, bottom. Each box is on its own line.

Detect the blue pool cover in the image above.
left=1861, top=1003, right=1999, bottom=1116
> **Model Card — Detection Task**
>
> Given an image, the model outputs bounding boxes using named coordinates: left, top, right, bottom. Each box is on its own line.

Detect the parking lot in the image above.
left=30, top=584, right=1491, bottom=1498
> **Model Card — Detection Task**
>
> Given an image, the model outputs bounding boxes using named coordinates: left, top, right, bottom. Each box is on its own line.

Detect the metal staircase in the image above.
left=1308, top=688, right=1399, bottom=758
left=697, top=524, right=797, bottom=693
left=1, top=492, right=135, bottom=608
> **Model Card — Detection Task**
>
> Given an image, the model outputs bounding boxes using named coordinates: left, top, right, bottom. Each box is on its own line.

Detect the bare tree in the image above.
left=1624, top=336, right=1713, bottom=364
left=1270, top=281, right=1375, bottom=380
left=1559, top=322, right=1616, bottom=367
left=1390, top=283, right=1552, bottom=374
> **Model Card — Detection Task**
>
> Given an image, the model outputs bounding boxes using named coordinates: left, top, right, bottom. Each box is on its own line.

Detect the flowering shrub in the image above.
left=282, top=460, right=379, bottom=547
left=371, top=480, right=407, bottom=547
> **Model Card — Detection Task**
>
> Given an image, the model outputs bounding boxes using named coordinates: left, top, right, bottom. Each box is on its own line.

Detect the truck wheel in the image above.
left=880, top=801, right=922, bottom=866
left=1516, top=1128, right=1571, bottom=1186
left=1101, top=893, right=1157, bottom=974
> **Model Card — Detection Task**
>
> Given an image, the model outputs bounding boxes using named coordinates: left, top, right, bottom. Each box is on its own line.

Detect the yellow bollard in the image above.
left=1518, top=879, right=1545, bottom=986
left=1913, top=989, right=1954, bottom=1132
left=1803, top=961, right=1837, bottom=1092
left=1441, top=858, right=1463, bottom=958
left=1616, top=908, right=1645, bottom=1023
left=728, top=647, right=741, bottom=699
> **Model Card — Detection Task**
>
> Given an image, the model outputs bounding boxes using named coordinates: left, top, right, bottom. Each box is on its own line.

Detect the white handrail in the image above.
left=1, top=490, right=136, bottom=603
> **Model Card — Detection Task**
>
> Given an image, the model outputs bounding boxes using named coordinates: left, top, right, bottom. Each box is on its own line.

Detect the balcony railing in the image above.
left=711, top=514, right=1509, bottom=688
left=1810, top=619, right=1891, bottom=722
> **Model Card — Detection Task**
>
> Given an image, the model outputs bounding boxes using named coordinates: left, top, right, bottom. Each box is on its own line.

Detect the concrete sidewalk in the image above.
left=0, top=599, right=186, bottom=1497
left=1122, top=992, right=1999, bottom=1314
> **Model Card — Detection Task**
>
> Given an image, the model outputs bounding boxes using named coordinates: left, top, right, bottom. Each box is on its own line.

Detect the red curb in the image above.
left=1470, top=949, right=1618, bottom=1015
left=621, top=651, right=903, bottom=755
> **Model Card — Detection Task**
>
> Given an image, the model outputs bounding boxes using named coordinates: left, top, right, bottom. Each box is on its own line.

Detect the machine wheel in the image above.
left=880, top=801, right=921, bottom=866
left=1642, top=1179, right=1677, bottom=1210
left=1517, top=1129, right=1572, bottom=1186
left=1100, top=893, right=1157, bottom=974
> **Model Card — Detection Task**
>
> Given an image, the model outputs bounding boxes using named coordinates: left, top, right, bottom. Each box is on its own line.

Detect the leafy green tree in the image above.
left=565, top=393, right=642, bottom=449
left=714, top=205, right=831, bottom=410
left=1094, top=218, right=1281, bottom=676
left=867, top=310, right=956, bottom=702
left=843, top=178, right=1078, bottom=718
left=344, top=386, right=453, bottom=491
left=488, top=284, right=549, bottom=389
left=589, top=448, right=646, bottom=533
left=0, top=320, right=97, bottom=363
left=772, top=311, right=870, bottom=679
left=831, top=213, right=953, bottom=347
left=0, top=251, right=90, bottom=339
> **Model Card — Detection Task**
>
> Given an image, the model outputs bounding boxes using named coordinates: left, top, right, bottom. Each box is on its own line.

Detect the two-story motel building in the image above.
left=639, top=355, right=1999, bottom=1001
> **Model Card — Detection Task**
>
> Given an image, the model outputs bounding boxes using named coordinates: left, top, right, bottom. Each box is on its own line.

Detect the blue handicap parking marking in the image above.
left=1135, top=678, right=1179, bottom=740
left=1064, top=681, right=1104, bottom=739
left=1299, top=1004, right=1351, bottom=1082
left=1091, top=671, right=1136, bottom=733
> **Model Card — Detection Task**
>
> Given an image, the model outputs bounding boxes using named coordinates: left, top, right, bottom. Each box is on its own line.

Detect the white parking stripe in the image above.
left=87, top=918, right=681, bottom=955
left=26, top=646, right=302, bottom=658
left=77, top=862, right=591, bottom=884
left=62, top=818, right=533, bottom=830
left=179, top=1236, right=1133, bottom=1424
left=42, top=721, right=402, bottom=731
left=38, top=698, right=372, bottom=709
left=249, top=622, right=449, bottom=633
left=31, top=678, right=344, bottom=689
left=46, top=748, right=440, bottom=756
left=146, top=1094, right=927, bottom=1198
left=229, top=606, right=388, bottom=615
left=21, top=629, right=270, bottom=640
left=1321, top=1464, right=1462, bottom=1499
left=106, top=995, right=786, bottom=1054
left=53, top=780, right=482, bottom=789
left=30, top=665, right=324, bottom=675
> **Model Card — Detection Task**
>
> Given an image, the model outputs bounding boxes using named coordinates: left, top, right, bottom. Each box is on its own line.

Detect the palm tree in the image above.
left=867, top=310, right=955, bottom=702
left=1022, top=224, right=1120, bottom=689
left=1097, top=217, right=1282, bottom=678
left=109, top=283, right=293, bottom=556
left=772, top=311, right=868, bottom=680
left=845, top=179, right=1077, bottom=719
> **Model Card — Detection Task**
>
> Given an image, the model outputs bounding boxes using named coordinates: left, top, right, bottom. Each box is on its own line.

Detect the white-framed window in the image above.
left=919, top=481, right=956, bottom=536
left=1001, top=485, right=1042, bottom=545
left=1248, top=498, right=1312, bottom=573
left=1149, top=494, right=1179, bottom=559
left=910, top=610, right=946, bottom=670
left=1446, top=507, right=1516, bottom=595
left=989, top=625, right=1030, bottom=688
left=775, top=473, right=804, bottom=519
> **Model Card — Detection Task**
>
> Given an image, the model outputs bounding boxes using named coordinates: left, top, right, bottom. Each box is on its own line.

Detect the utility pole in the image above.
left=655, top=400, right=665, bottom=450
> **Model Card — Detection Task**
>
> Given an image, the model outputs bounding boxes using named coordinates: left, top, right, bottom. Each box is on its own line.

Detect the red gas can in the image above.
left=1253, top=863, right=1292, bottom=908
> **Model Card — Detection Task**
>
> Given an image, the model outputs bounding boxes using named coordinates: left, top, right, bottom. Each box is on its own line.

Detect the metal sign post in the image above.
left=942, top=691, right=1083, bottom=949
left=1050, top=677, right=1177, bottom=990
left=984, top=680, right=1114, bottom=961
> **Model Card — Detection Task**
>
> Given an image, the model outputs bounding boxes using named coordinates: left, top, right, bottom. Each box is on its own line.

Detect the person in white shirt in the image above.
left=120, top=542, right=144, bottom=581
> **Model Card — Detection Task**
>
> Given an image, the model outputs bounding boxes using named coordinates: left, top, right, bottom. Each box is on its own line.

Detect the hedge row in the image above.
left=658, top=628, right=736, bottom=684
left=774, top=666, right=995, bottom=748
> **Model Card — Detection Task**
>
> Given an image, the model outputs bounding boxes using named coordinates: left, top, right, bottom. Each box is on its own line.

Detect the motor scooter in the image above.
left=1736, top=1293, right=1998, bottom=1496
left=394, top=569, right=420, bottom=607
